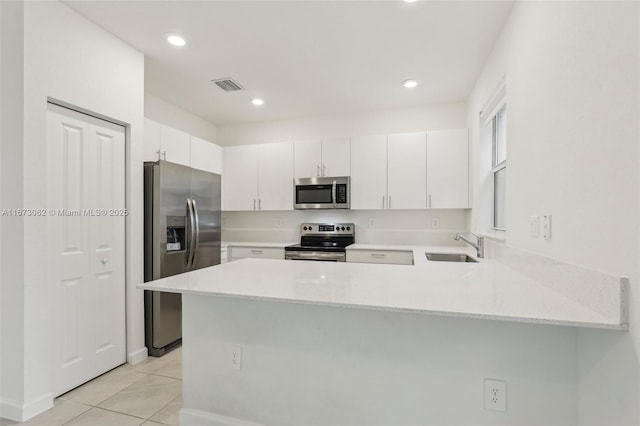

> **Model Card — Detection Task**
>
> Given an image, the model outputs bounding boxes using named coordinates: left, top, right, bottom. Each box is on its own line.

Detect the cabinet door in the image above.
left=350, top=135, right=387, bottom=209
left=160, top=124, right=191, bottom=167
left=143, top=118, right=162, bottom=162
left=191, top=136, right=223, bottom=175
left=387, top=132, right=427, bottom=209
left=426, top=129, right=469, bottom=209
left=321, top=137, right=350, bottom=177
left=258, top=142, right=294, bottom=211
left=223, top=145, right=258, bottom=211
left=294, top=140, right=322, bottom=178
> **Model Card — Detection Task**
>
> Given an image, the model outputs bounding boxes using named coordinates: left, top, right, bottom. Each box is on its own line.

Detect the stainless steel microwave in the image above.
left=294, top=176, right=350, bottom=209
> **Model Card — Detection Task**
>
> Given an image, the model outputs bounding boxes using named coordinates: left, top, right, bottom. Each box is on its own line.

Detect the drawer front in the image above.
left=230, top=246, right=284, bottom=261
left=221, top=246, right=228, bottom=264
left=346, top=250, right=413, bottom=265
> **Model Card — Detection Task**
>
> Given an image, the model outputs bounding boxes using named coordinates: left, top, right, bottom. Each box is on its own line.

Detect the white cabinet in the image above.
left=294, top=138, right=350, bottom=178
left=346, top=249, right=414, bottom=265
left=144, top=119, right=222, bottom=175
left=426, top=129, right=469, bottom=209
left=387, top=132, right=427, bottom=210
left=223, top=145, right=259, bottom=211
left=191, top=136, right=223, bottom=175
left=229, top=246, right=284, bottom=261
left=223, top=142, right=294, bottom=211
left=351, top=135, right=388, bottom=209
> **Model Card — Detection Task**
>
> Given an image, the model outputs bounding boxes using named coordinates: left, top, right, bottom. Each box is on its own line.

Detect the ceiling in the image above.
left=64, top=0, right=514, bottom=126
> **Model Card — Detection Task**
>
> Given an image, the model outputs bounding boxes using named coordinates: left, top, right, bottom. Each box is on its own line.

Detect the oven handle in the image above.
left=285, top=251, right=345, bottom=262
left=332, top=180, right=337, bottom=207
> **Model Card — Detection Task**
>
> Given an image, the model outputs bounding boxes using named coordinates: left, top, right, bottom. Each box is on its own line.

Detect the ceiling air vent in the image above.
left=212, top=78, right=244, bottom=92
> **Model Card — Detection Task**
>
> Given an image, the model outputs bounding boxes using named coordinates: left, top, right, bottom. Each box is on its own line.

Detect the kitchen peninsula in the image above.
left=139, top=250, right=627, bottom=426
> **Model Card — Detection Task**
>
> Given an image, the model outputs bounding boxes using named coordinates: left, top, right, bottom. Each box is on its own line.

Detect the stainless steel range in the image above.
left=285, top=223, right=355, bottom=262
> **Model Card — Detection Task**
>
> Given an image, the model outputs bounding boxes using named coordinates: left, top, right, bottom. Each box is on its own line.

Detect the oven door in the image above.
left=285, top=251, right=346, bottom=262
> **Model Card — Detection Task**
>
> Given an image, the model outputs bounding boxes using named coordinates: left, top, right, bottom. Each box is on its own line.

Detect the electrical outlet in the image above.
left=431, top=218, right=440, bottom=229
left=484, top=379, right=506, bottom=412
left=228, top=346, right=242, bottom=370
left=368, top=218, right=375, bottom=228
left=542, top=215, right=552, bottom=239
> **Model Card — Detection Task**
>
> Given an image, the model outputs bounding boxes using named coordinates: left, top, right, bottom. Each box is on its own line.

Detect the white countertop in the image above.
left=139, top=244, right=627, bottom=330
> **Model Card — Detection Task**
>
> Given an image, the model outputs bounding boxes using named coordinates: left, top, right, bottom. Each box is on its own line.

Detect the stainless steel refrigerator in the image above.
left=144, top=160, right=221, bottom=356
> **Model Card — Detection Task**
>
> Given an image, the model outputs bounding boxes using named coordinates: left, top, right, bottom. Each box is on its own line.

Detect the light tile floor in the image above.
left=0, top=347, right=183, bottom=426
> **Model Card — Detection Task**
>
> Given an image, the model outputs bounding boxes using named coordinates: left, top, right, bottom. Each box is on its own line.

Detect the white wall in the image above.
left=183, top=295, right=579, bottom=426
left=0, top=1, right=26, bottom=419
left=466, top=1, right=640, bottom=424
left=217, top=102, right=466, bottom=146
left=145, top=92, right=218, bottom=143
left=0, top=1, right=146, bottom=421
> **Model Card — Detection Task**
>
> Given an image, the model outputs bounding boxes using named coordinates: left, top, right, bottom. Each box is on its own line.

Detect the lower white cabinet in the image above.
left=221, top=246, right=228, bottom=264
left=346, top=249, right=414, bottom=265
left=229, top=246, right=285, bottom=261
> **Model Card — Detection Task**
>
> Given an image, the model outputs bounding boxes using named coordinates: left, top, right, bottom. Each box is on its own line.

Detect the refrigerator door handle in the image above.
left=186, top=198, right=196, bottom=269
left=191, top=198, right=200, bottom=268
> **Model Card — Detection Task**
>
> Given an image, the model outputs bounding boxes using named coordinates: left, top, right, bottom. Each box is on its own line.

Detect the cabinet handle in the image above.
left=156, top=150, right=161, bottom=160
left=317, top=165, right=320, bottom=176
left=323, top=165, right=326, bottom=176
left=389, top=196, right=392, bottom=209
left=253, top=199, right=256, bottom=210
left=250, top=249, right=263, bottom=255
left=382, top=196, right=385, bottom=209
left=162, top=150, right=167, bottom=160
left=258, top=198, right=262, bottom=210
left=428, top=194, right=432, bottom=208
left=371, top=253, right=386, bottom=258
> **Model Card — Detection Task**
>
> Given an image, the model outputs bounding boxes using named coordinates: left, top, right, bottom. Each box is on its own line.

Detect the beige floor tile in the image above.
left=132, top=347, right=181, bottom=374
left=61, top=365, right=148, bottom=406
left=21, top=398, right=90, bottom=426
left=149, top=394, right=182, bottom=426
left=151, top=359, right=182, bottom=380
left=98, top=374, right=182, bottom=419
left=64, top=407, right=143, bottom=426
left=141, top=421, right=166, bottom=426
left=0, top=418, right=17, bottom=426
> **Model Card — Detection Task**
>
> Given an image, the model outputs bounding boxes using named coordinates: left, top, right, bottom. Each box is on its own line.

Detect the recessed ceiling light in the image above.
left=166, top=34, right=186, bottom=47
left=403, top=0, right=417, bottom=3
left=251, top=98, right=264, bottom=106
left=403, top=79, right=418, bottom=88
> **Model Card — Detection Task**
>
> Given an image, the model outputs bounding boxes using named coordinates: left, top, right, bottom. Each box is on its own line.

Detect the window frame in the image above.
left=490, top=105, right=507, bottom=231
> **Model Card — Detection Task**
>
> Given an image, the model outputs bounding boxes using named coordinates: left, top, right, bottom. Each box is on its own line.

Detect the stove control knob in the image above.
left=303, top=226, right=308, bottom=231
left=347, top=226, right=351, bottom=231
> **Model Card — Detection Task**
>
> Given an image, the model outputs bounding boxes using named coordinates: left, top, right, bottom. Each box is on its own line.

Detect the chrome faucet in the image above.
left=454, top=233, right=484, bottom=258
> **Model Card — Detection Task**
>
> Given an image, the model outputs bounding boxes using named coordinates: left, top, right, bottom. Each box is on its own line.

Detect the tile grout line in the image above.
left=144, top=392, right=183, bottom=425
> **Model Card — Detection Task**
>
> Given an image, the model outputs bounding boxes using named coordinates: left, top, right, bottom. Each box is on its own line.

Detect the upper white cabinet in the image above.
left=426, top=129, right=469, bottom=209
left=191, top=136, right=223, bottom=175
left=144, top=119, right=222, bottom=174
left=351, top=135, right=388, bottom=209
left=387, top=132, right=427, bottom=210
left=294, top=138, right=350, bottom=178
left=223, top=142, right=294, bottom=211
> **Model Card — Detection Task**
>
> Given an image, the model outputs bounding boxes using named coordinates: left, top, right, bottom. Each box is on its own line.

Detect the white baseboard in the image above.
left=0, top=392, right=53, bottom=422
left=179, top=408, right=262, bottom=426
left=127, top=346, right=148, bottom=365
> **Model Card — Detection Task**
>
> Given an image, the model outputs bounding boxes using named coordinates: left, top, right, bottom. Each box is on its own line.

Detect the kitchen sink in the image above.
left=425, top=252, right=478, bottom=263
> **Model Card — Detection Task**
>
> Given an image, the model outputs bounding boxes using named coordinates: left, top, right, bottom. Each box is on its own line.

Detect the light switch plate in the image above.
left=529, top=216, right=539, bottom=238
left=542, top=215, right=552, bottom=239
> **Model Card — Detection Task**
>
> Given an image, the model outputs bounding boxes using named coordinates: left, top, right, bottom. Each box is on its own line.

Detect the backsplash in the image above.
left=222, top=209, right=470, bottom=245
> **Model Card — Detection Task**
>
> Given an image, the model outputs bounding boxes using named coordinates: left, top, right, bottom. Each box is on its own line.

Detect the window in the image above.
left=479, top=76, right=506, bottom=234
left=491, top=105, right=507, bottom=230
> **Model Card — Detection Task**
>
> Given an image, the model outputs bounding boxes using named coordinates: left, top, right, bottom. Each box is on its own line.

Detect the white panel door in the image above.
left=321, top=137, right=350, bottom=177
left=160, top=124, right=190, bottom=167
left=47, top=104, right=126, bottom=397
left=427, top=129, right=469, bottom=209
left=350, top=135, right=387, bottom=209
left=294, top=140, right=322, bottom=178
left=223, top=145, right=258, bottom=211
left=190, top=136, right=223, bottom=175
left=257, top=142, right=294, bottom=211
left=387, top=132, right=427, bottom=209
left=143, top=118, right=161, bottom=162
